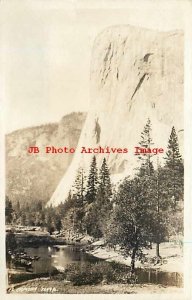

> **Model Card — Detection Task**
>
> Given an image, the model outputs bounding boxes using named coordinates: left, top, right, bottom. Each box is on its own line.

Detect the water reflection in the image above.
left=135, top=268, right=183, bottom=287
left=25, top=245, right=100, bottom=274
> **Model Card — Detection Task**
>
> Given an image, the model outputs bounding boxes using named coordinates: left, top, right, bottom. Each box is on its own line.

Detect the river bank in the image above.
left=6, top=228, right=183, bottom=293
left=88, top=240, right=183, bottom=273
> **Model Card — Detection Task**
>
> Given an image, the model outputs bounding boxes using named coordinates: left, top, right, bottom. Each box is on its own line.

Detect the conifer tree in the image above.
left=136, top=119, right=167, bottom=258
left=150, top=161, right=170, bottom=260
left=136, top=118, right=155, bottom=226
left=137, top=118, right=155, bottom=176
left=95, top=158, right=112, bottom=236
left=72, top=167, right=86, bottom=207
left=85, top=156, right=98, bottom=204
left=97, top=158, right=112, bottom=205
left=164, top=127, right=184, bottom=207
left=72, top=167, right=86, bottom=232
left=83, top=156, right=99, bottom=236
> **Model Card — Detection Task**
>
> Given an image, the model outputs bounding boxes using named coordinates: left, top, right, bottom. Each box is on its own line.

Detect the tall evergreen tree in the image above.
left=136, top=119, right=169, bottom=259
left=83, top=156, right=99, bottom=236
left=84, top=158, right=113, bottom=238
left=150, top=160, right=171, bottom=260
left=97, top=158, right=112, bottom=202
left=136, top=119, right=155, bottom=231
left=85, top=156, right=98, bottom=204
left=72, top=167, right=86, bottom=233
left=95, top=158, right=113, bottom=237
left=137, top=118, right=155, bottom=176
left=72, top=167, right=86, bottom=207
left=164, top=126, right=184, bottom=207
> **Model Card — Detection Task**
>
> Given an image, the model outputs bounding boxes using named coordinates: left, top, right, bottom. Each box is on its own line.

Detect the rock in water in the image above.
left=48, top=25, right=183, bottom=207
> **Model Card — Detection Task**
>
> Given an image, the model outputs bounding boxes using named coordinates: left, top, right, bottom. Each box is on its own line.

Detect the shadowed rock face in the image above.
left=48, top=25, right=184, bottom=207
left=6, top=112, right=86, bottom=206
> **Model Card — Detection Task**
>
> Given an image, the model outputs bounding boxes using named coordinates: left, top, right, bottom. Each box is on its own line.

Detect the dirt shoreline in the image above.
left=87, top=241, right=183, bottom=273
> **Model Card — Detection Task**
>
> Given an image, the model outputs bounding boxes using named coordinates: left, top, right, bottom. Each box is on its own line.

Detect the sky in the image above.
left=0, top=0, right=187, bottom=133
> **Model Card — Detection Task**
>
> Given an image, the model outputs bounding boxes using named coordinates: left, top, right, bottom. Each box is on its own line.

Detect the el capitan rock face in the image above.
left=48, top=25, right=184, bottom=207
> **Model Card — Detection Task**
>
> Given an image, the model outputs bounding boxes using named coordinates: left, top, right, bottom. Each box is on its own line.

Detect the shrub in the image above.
left=64, top=261, right=134, bottom=286
left=64, top=262, right=103, bottom=286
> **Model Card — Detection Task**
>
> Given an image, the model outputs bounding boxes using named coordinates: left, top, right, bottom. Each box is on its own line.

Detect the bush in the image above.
left=64, top=261, right=134, bottom=286
left=64, top=263, right=103, bottom=286
left=99, top=261, right=136, bottom=284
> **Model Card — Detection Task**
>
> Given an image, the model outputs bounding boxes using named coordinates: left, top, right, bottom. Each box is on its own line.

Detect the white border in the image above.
left=0, top=0, right=191, bottom=299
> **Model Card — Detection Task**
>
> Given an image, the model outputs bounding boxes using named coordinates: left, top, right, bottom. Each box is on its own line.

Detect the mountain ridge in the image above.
left=6, top=112, right=87, bottom=206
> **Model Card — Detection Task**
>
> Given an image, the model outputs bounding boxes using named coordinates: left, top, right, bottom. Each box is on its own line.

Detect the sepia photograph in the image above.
left=1, top=0, right=192, bottom=297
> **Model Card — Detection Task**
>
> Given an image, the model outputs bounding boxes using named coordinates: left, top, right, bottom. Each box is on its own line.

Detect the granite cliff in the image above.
left=48, top=25, right=184, bottom=207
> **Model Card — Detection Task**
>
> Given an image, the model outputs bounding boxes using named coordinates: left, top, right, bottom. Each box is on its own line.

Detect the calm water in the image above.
left=21, top=246, right=182, bottom=287
left=25, top=245, right=100, bottom=274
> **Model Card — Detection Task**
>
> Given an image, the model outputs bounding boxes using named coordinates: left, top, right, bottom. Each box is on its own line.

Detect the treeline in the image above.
left=5, top=197, right=62, bottom=235
left=6, top=119, right=184, bottom=271
left=5, top=155, right=112, bottom=237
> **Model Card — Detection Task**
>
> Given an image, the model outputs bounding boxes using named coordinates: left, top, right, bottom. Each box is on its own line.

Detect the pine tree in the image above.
left=71, top=167, right=86, bottom=233
left=164, top=126, right=184, bottom=207
left=83, top=158, right=112, bottom=238
left=97, top=158, right=112, bottom=203
left=94, top=158, right=113, bottom=237
left=83, top=156, right=99, bottom=236
left=137, top=118, right=155, bottom=176
left=136, top=119, right=155, bottom=245
left=135, top=119, right=170, bottom=260
left=85, top=156, right=98, bottom=204
left=150, top=160, right=170, bottom=260
left=72, top=167, right=86, bottom=207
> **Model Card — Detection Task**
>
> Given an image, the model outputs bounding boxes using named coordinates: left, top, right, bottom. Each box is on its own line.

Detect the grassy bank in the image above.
left=8, top=269, right=59, bottom=284
left=8, top=278, right=183, bottom=294
left=88, top=241, right=183, bottom=273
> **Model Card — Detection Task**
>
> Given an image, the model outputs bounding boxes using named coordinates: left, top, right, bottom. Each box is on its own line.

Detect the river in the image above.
left=24, top=245, right=100, bottom=274
left=21, top=245, right=183, bottom=287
